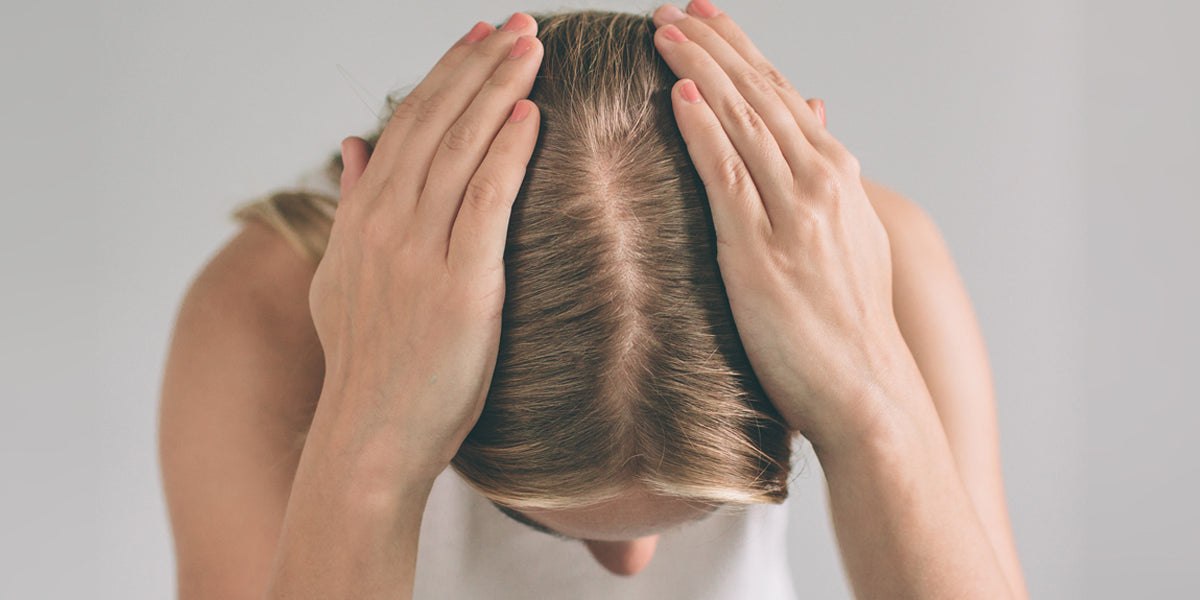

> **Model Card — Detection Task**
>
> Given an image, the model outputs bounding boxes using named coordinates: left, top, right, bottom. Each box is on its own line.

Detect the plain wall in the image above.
left=0, top=0, right=1195, bottom=597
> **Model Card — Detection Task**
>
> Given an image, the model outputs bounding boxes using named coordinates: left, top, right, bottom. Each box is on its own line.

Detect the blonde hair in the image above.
left=232, top=9, right=797, bottom=511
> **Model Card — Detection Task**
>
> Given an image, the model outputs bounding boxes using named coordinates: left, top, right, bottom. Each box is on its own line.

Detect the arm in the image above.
left=159, top=216, right=439, bottom=600
left=649, top=3, right=1020, bottom=597
left=264, top=13, right=544, bottom=599
left=163, top=11, right=543, bottom=597
left=816, top=347, right=1017, bottom=600
left=261, top=387, right=435, bottom=600
left=807, top=180, right=1029, bottom=599
left=863, top=178, right=1029, bottom=599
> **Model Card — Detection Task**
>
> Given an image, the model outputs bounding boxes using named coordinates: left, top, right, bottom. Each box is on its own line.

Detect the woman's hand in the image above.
left=652, top=8, right=1022, bottom=599
left=306, top=14, right=543, bottom=485
left=652, top=2, right=914, bottom=449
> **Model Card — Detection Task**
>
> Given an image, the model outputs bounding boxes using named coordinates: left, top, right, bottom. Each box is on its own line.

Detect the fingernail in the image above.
left=661, top=24, right=687, bottom=43
left=818, top=101, right=826, bottom=127
left=688, top=0, right=721, bottom=18
left=463, top=21, right=490, bottom=44
left=680, top=80, right=702, bottom=103
left=508, top=36, right=534, bottom=58
left=509, top=100, right=531, bottom=122
left=501, top=13, right=523, bottom=32
left=660, top=4, right=687, bottom=24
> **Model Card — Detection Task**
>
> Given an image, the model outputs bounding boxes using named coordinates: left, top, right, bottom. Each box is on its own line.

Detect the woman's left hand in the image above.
left=653, top=9, right=1028, bottom=600
left=652, top=2, right=917, bottom=450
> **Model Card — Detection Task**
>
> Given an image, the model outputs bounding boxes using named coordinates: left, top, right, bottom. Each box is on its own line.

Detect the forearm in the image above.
left=814, top=364, right=1015, bottom=600
left=263, top=392, right=437, bottom=600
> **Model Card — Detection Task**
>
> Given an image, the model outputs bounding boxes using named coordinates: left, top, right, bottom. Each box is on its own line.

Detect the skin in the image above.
left=157, top=2, right=1029, bottom=598
left=502, top=490, right=723, bottom=576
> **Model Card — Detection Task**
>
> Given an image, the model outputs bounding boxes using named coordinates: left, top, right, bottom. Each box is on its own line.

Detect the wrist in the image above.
left=271, top=409, right=432, bottom=600
left=805, top=379, right=909, bottom=463
left=305, top=385, right=448, bottom=499
left=809, top=397, right=929, bottom=472
left=805, top=338, right=941, bottom=461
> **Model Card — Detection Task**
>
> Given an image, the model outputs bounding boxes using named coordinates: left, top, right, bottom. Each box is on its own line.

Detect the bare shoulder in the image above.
left=856, top=173, right=965, bottom=356
left=196, top=218, right=322, bottom=333
left=178, top=216, right=327, bottom=418
left=160, top=218, right=326, bottom=598
left=859, top=176, right=937, bottom=239
left=858, top=175, right=956, bottom=295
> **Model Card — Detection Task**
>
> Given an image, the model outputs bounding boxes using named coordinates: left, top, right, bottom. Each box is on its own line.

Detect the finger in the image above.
left=359, top=19, right=496, bottom=180
left=418, top=34, right=543, bottom=241
left=366, top=14, right=539, bottom=214
left=339, top=136, right=371, bottom=198
left=676, top=2, right=842, bottom=158
left=669, top=78, right=771, bottom=249
left=807, top=98, right=826, bottom=128
left=448, top=100, right=540, bottom=274
left=653, top=21, right=798, bottom=225
left=652, top=5, right=820, bottom=176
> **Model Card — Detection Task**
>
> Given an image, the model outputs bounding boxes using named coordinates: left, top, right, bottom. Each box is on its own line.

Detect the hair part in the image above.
left=241, top=9, right=799, bottom=512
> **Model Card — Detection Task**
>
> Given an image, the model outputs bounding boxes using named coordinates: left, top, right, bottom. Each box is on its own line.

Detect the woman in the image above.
left=159, top=3, right=1029, bottom=599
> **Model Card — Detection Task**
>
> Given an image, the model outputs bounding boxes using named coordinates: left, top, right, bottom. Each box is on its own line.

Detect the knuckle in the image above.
left=713, top=151, right=754, bottom=191
left=756, top=63, right=792, bottom=91
left=794, top=184, right=844, bottom=236
left=813, top=167, right=844, bottom=202
left=721, top=98, right=767, bottom=136
left=798, top=160, right=840, bottom=197
left=737, top=67, right=775, bottom=98
left=441, top=120, right=480, bottom=152
left=389, top=94, right=422, bottom=124
left=411, top=88, right=448, bottom=126
left=463, top=176, right=504, bottom=211
left=833, top=148, right=861, bottom=175
left=790, top=199, right=826, bottom=234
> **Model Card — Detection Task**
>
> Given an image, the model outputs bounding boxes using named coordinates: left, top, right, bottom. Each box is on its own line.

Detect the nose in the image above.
left=583, top=535, right=660, bottom=576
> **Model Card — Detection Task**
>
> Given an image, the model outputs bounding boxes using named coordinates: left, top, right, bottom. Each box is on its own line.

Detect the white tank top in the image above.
left=278, top=165, right=803, bottom=600
left=412, top=438, right=802, bottom=600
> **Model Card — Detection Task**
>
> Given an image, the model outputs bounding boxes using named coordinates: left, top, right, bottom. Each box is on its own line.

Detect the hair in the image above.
left=231, top=9, right=798, bottom=512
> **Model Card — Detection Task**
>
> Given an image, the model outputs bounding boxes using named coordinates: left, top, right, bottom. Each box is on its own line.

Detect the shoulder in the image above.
left=858, top=176, right=955, bottom=289
left=160, top=220, right=327, bottom=597
left=195, top=217, right=322, bottom=337
left=859, top=176, right=939, bottom=243
left=170, top=217, right=326, bottom=410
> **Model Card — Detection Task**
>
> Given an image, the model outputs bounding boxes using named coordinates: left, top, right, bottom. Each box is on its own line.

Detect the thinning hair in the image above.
left=232, top=9, right=797, bottom=512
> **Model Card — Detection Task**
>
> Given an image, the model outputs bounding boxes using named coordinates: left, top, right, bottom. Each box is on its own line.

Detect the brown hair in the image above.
left=232, top=9, right=797, bottom=512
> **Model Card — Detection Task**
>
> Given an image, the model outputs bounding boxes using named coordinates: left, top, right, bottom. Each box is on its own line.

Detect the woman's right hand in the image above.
left=305, top=13, right=544, bottom=487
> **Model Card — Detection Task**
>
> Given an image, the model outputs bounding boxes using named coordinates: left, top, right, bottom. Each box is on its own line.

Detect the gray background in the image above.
left=1, top=0, right=1196, bottom=597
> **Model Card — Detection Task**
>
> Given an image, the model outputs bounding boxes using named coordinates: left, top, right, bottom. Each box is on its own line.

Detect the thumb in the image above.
left=339, top=136, right=372, bottom=197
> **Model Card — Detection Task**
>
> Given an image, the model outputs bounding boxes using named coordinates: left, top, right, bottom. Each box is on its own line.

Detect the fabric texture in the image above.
left=228, top=164, right=803, bottom=600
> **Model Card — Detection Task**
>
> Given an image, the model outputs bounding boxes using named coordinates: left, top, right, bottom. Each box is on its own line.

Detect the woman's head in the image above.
left=327, top=8, right=796, bottom=539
